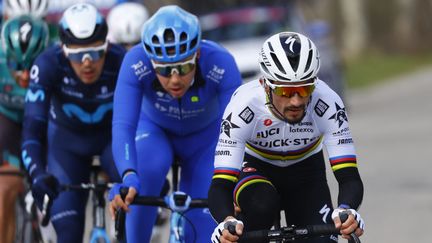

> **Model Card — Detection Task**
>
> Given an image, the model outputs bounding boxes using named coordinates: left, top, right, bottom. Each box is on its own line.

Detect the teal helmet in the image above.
left=1, top=15, right=49, bottom=70
left=141, top=5, right=201, bottom=63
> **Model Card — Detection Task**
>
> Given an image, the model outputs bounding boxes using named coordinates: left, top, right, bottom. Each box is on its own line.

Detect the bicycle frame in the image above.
left=169, top=211, right=185, bottom=243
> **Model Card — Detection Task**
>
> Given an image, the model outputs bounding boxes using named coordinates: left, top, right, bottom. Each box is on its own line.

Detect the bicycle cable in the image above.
left=175, top=210, right=198, bottom=243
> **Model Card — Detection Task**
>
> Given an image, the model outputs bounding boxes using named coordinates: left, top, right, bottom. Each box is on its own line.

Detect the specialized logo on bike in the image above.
left=220, top=113, right=239, bottom=138
left=328, top=103, right=347, bottom=128
left=62, top=103, right=113, bottom=123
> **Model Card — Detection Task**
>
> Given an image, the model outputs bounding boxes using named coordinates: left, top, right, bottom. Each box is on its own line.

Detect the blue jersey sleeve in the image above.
left=215, top=51, right=242, bottom=115
left=112, top=50, right=145, bottom=177
left=21, top=50, right=56, bottom=177
left=199, top=40, right=242, bottom=117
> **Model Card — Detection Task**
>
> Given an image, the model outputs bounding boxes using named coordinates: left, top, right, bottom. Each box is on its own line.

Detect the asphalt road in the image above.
left=82, top=66, right=432, bottom=242
left=326, top=66, right=432, bottom=242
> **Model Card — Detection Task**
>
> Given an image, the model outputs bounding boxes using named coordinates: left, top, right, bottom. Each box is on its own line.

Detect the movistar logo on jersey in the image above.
left=25, top=89, right=45, bottom=102
left=62, top=103, right=113, bottom=123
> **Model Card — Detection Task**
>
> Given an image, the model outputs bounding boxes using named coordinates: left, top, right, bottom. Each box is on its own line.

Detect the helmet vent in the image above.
left=259, top=62, right=270, bottom=76
left=151, top=35, right=160, bottom=44
left=144, top=43, right=152, bottom=54
left=163, top=29, right=175, bottom=43
left=20, top=37, right=30, bottom=53
left=6, top=37, right=15, bottom=56
left=190, top=35, right=198, bottom=50
left=179, top=32, right=187, bottom=54
left=305, top=49, right=313, bottom=72
left=34, top=38, right=43, bottom=53
left=179, top=32, right=187, bottom=42
left=270, top=52, right=286, bottom=75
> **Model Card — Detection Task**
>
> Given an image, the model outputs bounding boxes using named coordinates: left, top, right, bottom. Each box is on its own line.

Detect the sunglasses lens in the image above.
left=179, top=63, right=195, bottom=75
left=68, top=50, right=105, bottom=63
left=154, top=66, right=171, bottom=77
left=273, top=85, right=315, bottom=97
left=154, top=63, right=195, bottom=77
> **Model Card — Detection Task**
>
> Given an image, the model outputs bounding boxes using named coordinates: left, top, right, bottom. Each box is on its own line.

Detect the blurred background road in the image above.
left=326, top=66, right=432, bottom=243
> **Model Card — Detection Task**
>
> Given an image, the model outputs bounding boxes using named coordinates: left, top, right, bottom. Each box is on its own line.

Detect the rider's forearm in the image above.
left=21, top=117, right=48, bottom=178
left=334, top=167, right=364, bottom=209
left=208, top=178, right=236, bottom=223
left=112, top=122, right=138, bottom=178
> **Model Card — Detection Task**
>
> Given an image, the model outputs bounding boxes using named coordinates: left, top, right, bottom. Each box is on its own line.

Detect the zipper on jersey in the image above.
left=177, top=98, right=182, bottom=120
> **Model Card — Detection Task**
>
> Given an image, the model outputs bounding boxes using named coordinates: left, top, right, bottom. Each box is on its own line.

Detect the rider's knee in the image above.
left=237, top=182, right=280, bottom=228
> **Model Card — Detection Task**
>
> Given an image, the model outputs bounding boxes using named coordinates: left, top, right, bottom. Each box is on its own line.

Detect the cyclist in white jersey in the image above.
left=209, top=32, right=364, bottom=243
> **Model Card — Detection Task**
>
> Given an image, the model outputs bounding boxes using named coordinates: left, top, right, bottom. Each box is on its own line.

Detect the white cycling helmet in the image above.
left=59, top=3, right=108, bottom=45
left=3, top=0, right=49, bottom=18
left=259, top=32, right=320, bottom=83
left=107, top=2, right=149, bottom=45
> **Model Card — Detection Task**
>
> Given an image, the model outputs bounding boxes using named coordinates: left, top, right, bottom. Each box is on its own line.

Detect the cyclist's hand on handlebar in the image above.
left=31, top=172, right=60, bottom=210
left=332, top=207, right=365, bottom=239
left=108, top=172, right=140, bottom=219
left=211, top=217, right=243, bottom=243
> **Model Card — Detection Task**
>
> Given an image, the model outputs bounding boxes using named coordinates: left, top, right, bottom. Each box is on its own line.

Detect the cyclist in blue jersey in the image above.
left=108, top=5, right=242, bottom=243
left=21, top=3, right=125, bottom=242
left=0, top=15, right=49, bottom=243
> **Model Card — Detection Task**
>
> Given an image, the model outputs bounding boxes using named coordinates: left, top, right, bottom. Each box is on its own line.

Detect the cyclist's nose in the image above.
left=288, top=93, right=304, bottom=106
left=168, top=72, right=182, bottom=84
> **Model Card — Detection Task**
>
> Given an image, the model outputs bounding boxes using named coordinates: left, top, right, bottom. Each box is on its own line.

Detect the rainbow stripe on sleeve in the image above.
left=212, top=167, right=240, bottom=183
left=329, top=155, right=357, bottom=172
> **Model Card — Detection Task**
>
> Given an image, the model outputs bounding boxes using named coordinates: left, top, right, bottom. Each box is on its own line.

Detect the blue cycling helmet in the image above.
left=141, top=5, right=201, bottom=63
left=59, top=3, right=108, bottom=45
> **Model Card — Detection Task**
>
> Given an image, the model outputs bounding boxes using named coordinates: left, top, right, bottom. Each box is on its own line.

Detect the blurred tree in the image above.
left=339, top=0, right=367, bottom=60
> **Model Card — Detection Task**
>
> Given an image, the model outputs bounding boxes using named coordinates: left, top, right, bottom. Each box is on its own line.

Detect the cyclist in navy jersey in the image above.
left=21, top=3, right=124, bottom=242
left=108, top=5, right=242, bottom=243
left=209, top=32, right=364, bottom=243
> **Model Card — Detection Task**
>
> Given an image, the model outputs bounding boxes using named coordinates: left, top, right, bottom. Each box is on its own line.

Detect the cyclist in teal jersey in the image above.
left=0, top=15, right=49, bottom=243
